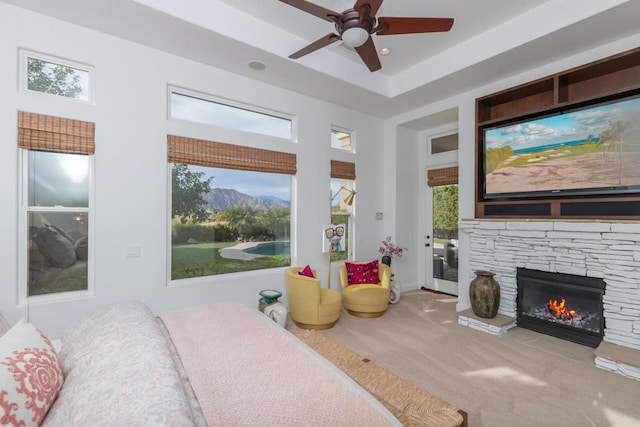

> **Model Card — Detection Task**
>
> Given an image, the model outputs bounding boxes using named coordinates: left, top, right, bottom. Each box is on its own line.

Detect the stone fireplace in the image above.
left=459, top=219, right=640, bottom=380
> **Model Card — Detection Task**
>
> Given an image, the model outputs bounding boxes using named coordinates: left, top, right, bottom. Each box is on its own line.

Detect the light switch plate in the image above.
left=125, top=246, right=141, bottom=258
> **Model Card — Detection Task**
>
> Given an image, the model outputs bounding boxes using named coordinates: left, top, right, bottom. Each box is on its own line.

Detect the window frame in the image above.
left=331, top=127, right=354, bottom=153
left=428, top=130, right=459, bottom=157
left=330, top=177, right=356, bottom=263
left=18, top=150, right=95, bottom=306
left=167, top=163, right=294, bottom=284
left=19, top=49, right=95, bottom=104
left=168, top=86, right=295, bottom=141
left=166, top=134, right=296, bottom=285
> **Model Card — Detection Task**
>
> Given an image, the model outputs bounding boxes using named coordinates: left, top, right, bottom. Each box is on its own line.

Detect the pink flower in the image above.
left=378, top=236, right=407, bottom=258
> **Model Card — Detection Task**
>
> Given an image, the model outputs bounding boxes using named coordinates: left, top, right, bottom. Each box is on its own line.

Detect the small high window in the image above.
left=430, top=132, right=458, bottom=155
left=331, top=128, right=353, bottom=152
left=20, top=50, right=93, bottom=102
left=169, top=89, right=293, bottom=139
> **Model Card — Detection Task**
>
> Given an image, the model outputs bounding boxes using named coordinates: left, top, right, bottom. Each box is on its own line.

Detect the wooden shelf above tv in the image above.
left=476, top=47, right=640, bottom=220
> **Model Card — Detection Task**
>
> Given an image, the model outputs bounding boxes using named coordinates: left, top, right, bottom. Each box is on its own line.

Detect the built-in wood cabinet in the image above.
left=475, top=47, right=640, bottom=219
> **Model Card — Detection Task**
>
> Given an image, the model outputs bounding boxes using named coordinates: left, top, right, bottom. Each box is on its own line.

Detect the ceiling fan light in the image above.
left=341, top=27, right=369, bottom=48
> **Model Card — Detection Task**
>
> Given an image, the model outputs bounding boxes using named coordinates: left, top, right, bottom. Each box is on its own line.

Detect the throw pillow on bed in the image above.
left=0, top=320, right=63, bottom=426
left=298, top=265, right=315, bottom=278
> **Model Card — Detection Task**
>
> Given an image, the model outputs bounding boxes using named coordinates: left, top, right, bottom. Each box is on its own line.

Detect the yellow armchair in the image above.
left=285, top=267, right=342, bottom=330
left=339, top=261, right=391, bottom=318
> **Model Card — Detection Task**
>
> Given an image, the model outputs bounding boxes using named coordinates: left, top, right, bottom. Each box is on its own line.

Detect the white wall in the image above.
left=0, top=3, right=386, bottom=337
left=387, top=33, right=640, bottom=312
left=393, top=126, right=420, bottom=287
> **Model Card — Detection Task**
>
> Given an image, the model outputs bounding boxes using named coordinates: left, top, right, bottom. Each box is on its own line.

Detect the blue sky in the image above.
left=172, top=92, right=294, bottom=201
left=485, top=96, right=640, bottom=151
left=190, top=165, right=291, bottom=201
left=171, top=92, right=292, bottom=138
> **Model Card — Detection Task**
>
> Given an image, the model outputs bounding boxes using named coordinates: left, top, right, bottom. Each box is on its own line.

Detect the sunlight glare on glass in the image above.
left=59, top=154, right=89, bottom=183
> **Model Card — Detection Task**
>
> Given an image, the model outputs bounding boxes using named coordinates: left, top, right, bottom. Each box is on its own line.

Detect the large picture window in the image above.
left=19, top=112, right=94, bottom=299
left=168, top=136, right=295, bottom=280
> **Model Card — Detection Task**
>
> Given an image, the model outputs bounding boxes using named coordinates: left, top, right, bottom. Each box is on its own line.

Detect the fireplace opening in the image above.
left=516, top=268, right=605, bottom=347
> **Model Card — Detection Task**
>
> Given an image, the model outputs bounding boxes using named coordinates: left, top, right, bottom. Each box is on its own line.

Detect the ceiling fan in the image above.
left=279, top=0, right=454, bottom=72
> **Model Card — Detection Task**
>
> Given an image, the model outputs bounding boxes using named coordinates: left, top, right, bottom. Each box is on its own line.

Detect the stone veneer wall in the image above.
left=459, top=219, right=640, bottom=352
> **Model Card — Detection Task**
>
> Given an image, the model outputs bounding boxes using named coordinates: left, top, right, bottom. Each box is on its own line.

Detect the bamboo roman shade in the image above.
left=18, top=111, right=95, bottom=155
left=330, top=160, right=356, bottom=180
left=427, top=166, right=458, bottom=187
left=167, top=135, right=296, bottom=175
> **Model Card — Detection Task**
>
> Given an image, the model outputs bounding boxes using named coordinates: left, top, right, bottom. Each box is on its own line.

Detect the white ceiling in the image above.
left=4, top=0, right=640, bottom=120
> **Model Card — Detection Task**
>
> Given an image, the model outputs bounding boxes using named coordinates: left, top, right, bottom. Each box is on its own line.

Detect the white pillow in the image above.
left=0, top=312, right=10, bottom=337
left=0, top=321, right=63, bottom=426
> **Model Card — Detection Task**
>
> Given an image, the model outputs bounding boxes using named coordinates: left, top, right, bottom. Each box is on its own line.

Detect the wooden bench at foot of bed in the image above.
left=295, top=330, right=468, bottom=427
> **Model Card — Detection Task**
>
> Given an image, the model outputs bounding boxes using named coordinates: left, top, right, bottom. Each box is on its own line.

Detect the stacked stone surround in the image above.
left=459, top=219, right=640, bottom=352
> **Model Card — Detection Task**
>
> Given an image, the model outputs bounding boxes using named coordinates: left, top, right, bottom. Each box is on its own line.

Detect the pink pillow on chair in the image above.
left=298, top=265, right=315, bottom=278
left=363, top=260, right=380, bottom=283
left=346, top=260, right=380, bottom=285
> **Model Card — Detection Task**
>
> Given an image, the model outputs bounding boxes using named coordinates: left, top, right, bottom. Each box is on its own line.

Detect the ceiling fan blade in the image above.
left=289, top=33, right=341, bottom=59
left=353, top=0, right=383, bottom=16
left=354, top=36, right=381, bottom=72
left=278, top=0, right=341, bottom=22
left=376, top=17, right=454, bottom=35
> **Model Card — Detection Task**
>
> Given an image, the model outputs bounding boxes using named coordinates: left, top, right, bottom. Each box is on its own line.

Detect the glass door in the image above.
left=426, top=183, right=459, bottom=295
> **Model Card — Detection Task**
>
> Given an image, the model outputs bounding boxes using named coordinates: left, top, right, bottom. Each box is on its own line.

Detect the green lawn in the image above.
left=171, top=241, right=290, bottom=279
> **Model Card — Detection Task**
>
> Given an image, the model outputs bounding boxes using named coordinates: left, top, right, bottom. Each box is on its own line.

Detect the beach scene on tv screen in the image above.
left=484, top=96, right=640, bottom=196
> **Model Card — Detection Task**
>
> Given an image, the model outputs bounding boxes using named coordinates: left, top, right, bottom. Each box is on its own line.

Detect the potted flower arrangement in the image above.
left=378, top=236, right=407, bottom=267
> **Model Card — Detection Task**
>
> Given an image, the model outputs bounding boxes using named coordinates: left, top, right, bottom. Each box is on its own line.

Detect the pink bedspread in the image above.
left=160, top=303, right=398, bottom=426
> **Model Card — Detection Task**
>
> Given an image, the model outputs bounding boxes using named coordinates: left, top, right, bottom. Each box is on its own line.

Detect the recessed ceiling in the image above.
left=2, top=0, right=640, bottom=121
left=216, top=0, right=549, bottom=76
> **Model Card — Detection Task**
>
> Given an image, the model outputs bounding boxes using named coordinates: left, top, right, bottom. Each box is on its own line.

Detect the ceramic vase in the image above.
left=381, top=255, right=391, bottom=267
left=258, top=289, right=288, bottom=327
left=469, top=270, right=500, bottom=318
left=264, top=302, right=288, bottom=328
left=389, top=282, right=401, bottom=304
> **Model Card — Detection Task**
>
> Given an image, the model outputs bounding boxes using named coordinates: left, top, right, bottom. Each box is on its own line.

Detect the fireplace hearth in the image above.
left=517, top=268, right=605, bottom=347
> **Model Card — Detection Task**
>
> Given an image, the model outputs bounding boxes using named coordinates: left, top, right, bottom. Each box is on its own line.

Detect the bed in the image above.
left=0, top=301, right=402, bottom=426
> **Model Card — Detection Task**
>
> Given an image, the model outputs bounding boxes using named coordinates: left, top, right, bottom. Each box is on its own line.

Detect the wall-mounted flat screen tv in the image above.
left=483, top=93, right=640, bottom=200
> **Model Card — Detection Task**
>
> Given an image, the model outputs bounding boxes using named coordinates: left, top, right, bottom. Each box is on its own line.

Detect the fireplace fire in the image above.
left=517, top=268, right=605, bottom=347
left=547, top=297, right=575, bottom=320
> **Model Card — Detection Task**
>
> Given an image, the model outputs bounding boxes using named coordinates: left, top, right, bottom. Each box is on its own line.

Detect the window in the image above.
left=430, top=132, right=458, bottom=155
left=168, top=135, right=295, bottom=280
left=19, top=112, right=94, bottom=299
left=330, top=160, right=356, bottom=262
left=331, top=128, right=353, bottom=152
left=169, top=89, right=292, bottom=139
left=20, top=50, right=93, bottom=102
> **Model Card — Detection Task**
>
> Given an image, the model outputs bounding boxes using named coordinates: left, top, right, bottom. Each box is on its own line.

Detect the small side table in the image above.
left=258, top=289, right=288, bottom=327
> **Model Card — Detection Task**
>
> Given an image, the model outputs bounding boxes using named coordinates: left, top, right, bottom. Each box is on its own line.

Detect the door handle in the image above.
left=425, top=243, right=430, bottom=247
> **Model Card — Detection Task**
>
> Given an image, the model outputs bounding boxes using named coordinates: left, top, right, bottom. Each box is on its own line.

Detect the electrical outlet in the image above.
left=375, top=212, right=383, bottom=220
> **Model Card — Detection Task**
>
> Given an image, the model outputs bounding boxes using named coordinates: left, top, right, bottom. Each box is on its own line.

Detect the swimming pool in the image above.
left=243, top=241, right=290, bottom=256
